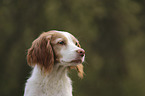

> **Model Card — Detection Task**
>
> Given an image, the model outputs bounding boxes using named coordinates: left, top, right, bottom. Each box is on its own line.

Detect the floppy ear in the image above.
left=76, top=64, right=84, bottom=79
left=69, top=64, right=84, bottom=79
left=27, top=34, right=54, bottom=73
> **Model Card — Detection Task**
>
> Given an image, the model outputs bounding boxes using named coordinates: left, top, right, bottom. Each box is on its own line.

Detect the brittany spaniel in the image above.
left=24, top=30, right=85, bottom=96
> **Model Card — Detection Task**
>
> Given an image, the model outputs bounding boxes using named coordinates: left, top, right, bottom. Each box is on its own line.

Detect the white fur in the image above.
left=24, top=65, right=72, bottom=96
left=59, top=32, right=85, bottom=65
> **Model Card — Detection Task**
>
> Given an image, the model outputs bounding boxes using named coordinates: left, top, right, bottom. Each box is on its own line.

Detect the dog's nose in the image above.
left=76, top=49, right=85, bottom=57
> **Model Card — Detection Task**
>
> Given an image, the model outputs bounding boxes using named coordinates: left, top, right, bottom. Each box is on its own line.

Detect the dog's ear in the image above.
left=76, top=64, right=84, bottom=79
left=27, top=33, right=54, bottom=73
left=69, top=64, right=84, bottom=79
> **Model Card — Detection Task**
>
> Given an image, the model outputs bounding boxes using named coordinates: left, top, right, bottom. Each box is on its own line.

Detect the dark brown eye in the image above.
left=58, top=41, right=65, bottom=45
left=75, top=42, right=80, bottom=47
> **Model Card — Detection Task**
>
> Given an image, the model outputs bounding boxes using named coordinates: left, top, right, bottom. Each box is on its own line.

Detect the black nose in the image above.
left=76, top=49, right=85, bottom=57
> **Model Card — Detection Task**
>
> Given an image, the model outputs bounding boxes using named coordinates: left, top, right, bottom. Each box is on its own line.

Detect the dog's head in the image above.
left=27, top=30, right=85, bottom=78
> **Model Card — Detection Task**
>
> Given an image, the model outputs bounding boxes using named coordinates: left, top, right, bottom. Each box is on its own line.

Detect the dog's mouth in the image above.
left=60, top=58, right=83, bottom=65
left=70, top=59, right=83, bottom=63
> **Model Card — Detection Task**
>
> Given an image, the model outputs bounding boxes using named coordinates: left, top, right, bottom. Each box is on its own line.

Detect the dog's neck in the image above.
left=32, top=65, right=68, bottom=79
left=25, top=65, right=73, bottom=96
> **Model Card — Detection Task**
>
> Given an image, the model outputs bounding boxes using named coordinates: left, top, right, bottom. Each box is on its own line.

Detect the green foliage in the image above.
left=0, top=0, right=145, bottom=96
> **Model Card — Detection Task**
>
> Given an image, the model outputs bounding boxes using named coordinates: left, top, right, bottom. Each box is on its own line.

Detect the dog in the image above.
left=24, top=30, right=85, bottom=96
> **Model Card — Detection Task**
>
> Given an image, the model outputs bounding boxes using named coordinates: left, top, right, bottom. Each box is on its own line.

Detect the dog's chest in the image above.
left=40, top=75, right=72, bottom=96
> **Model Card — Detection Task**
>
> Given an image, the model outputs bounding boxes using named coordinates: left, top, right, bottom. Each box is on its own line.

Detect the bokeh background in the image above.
left=1, top=0, right=145, bottom=96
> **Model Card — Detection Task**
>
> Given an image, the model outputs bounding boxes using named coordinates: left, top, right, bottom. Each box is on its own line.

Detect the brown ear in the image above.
left=76, top=64, right=84, bottom=79
left=69, top=64, right=84, bottom=79
left=27, top=34, right=54, bottom=73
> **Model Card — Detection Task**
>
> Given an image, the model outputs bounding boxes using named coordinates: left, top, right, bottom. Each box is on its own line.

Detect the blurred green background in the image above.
left=0, top=0, right=145, bottom=96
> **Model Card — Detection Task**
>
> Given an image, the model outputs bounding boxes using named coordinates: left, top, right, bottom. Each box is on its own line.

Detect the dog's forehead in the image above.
left=60, top=32, right=78, bottom=43
left=51, top=31, right=78, bottom=43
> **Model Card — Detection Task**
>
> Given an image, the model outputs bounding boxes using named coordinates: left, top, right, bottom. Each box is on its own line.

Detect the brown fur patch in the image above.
left=69, top=64, right=84, bottom=79
left=76, top=64, right=84, bottom=79
left=50, top=32, right=68, bottom=62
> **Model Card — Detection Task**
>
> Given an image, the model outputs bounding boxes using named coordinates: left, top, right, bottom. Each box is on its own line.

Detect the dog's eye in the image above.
left=75, top=42, right=80, bottom=47
left=58, top=41, right=65, bottom=45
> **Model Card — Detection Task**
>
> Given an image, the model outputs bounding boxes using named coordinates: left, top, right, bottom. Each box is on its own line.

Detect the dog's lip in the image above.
left=60, top=58, right=84, bottom=64
left=70, top=59, right=82, bottom=63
